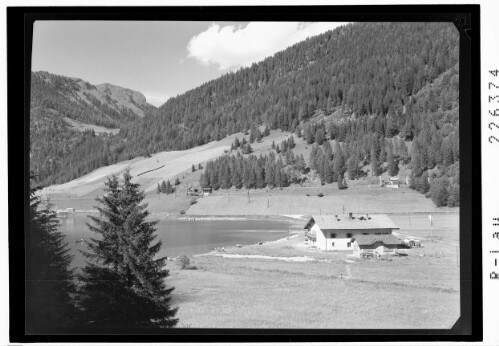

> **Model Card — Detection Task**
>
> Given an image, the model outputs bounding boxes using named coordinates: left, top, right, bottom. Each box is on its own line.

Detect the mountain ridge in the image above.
left=30, top=22, right=460, bottom=208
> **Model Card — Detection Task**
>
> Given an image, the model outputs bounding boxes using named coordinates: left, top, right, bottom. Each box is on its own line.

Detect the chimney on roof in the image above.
left=349, top=212, right=353, bottom=219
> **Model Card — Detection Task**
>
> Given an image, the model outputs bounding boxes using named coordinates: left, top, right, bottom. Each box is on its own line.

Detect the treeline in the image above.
left=200, top=149, right=307, bottom=190
left=30, top=109, right=123, bottom=185
left=156, top=178, right=180, bottom=194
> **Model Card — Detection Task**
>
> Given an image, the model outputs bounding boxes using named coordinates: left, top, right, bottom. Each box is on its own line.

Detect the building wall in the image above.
left=353, top=242, right=400, bottom=256
left=312, top=224, right=326, bottom=249
left=315, top=227, right=395, bottom=251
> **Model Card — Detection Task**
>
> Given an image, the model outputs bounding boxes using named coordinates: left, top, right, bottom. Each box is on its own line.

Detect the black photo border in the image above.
left=7, top=4, right=481, bottom=343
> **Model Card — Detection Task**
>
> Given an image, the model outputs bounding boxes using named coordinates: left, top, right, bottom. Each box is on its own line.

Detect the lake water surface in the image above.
left=60, top=215, right=293, bottom=268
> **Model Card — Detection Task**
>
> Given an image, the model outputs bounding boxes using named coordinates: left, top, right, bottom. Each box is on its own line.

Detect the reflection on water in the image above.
left=60, top=215, right=292, bottom=268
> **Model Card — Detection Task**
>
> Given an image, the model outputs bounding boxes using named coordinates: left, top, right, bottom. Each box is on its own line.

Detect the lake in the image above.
left=59, top=215, right=294, bottom=268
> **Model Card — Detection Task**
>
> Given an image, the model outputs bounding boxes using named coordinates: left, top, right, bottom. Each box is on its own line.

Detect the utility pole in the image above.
left=429, top=214, right=433, bottom=240
left=247, top=190, right=250, bottom=204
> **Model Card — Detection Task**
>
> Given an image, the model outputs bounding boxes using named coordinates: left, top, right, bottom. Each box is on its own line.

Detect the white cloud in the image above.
left=187, top=22, right=349, bottom=70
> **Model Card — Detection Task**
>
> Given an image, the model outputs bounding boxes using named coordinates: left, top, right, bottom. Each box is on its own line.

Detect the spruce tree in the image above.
left=174, top=177, right=181, bottom=186
left=325, top=161, right=335, bottom=184
left=309, top=146, right=318, bottom=170
left=156, top=183, right=161, bottom=194
left=315, top=128, right=325, bottom=145
left=398, top=138, right=410, bottom=164
left=324, top=141, right=333, bottom=160
left=347, top=155, right=360, bottom=180
left=274, top=163, right=283, bottom=189
left=370, top=147, right=381, bottom=176
left=256, top=167, right=266, bottom=188
left=249, top=127, right=256, bottom=143
left=166, top=180, right=174, bottom=194
left=26, top=176, right=76, bottom=333
left=337, top=174, right=345, bottom=189
left=256, top=128, right=263, bottom=142
left=192, top=164, right=196, bottom=172
left=160, top=180, right=167, bottom=194
left=332, top=146, right=346, bottom=181
left=78, top=171, right=178, bottom=331
left=295, top=154, right=307, bottom=173
left=387, top=147, right=399, bottom=177
left=265, top=159, right=275, bottom=188
left=242, top=143, right=253, bottom=155
left=231, top=167, right=243, bottom=189
left=200, top=173, right=208, bottom=188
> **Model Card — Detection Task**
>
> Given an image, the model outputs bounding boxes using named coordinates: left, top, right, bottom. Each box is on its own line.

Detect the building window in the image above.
left=347, top=242, right=351, bottom=248
left=347, top=233, right=352, bottom=238
left=331, top=233, right=336, bottom=238
left=331, top=242, right=335, bottom=247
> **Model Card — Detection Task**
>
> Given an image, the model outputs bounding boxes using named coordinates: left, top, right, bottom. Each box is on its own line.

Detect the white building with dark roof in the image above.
left=304, top=213, right=400, bottom=251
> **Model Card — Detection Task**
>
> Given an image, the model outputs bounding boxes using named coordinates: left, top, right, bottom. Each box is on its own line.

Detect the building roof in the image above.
left=304, top=214, right=399, bottom=230
left=352, top=234, right=403, bottom=246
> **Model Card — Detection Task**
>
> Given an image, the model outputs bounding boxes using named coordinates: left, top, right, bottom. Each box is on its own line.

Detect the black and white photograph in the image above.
left=5, top=4, right=485, bottom=343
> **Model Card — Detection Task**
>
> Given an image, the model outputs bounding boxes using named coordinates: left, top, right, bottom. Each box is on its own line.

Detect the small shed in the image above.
left=352, top=234, right=404, bottom=257
left=187, top=187, right=200, bottom=196
left=386, top=177, right=400, bottom=188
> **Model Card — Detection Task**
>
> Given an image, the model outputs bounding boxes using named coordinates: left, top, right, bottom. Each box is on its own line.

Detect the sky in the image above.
left=32, top=21, right=348, bottom=107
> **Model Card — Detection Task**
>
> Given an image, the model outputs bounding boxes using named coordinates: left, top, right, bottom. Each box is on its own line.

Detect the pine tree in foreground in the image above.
left=26, top=175, right=77, bottom=333
left=78, top=170, right=178, bottom=331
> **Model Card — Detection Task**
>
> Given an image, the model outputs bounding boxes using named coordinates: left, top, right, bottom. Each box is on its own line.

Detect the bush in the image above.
left=179, top=210, right=185, bottom=215
left=176, top=255, right=192, bottom=270
left=317, top=193, right=324, bottom=197
left=190, top=197, right=197, bottom=205
left=447, top=184, right=460, bottom=207
left=429, top=177, right=450, bottom=207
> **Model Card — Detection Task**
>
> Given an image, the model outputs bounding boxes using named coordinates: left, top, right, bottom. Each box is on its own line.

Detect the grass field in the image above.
left=166, top=213, right=460, bottom=329
left=39, top=129, right=293, bottom=199
left=187, top=184, right=456, bottom=215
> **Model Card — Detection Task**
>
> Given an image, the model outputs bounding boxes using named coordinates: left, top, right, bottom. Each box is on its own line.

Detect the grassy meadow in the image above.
left=167, top=212, right=460, bottom=329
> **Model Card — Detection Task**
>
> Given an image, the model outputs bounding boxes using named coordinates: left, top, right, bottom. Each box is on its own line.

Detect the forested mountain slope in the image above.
left=118, top=22, right=458, bottom=154
left=31, top=22, right=460, bottom=206
left=30, top=72, right=156, bottom=185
